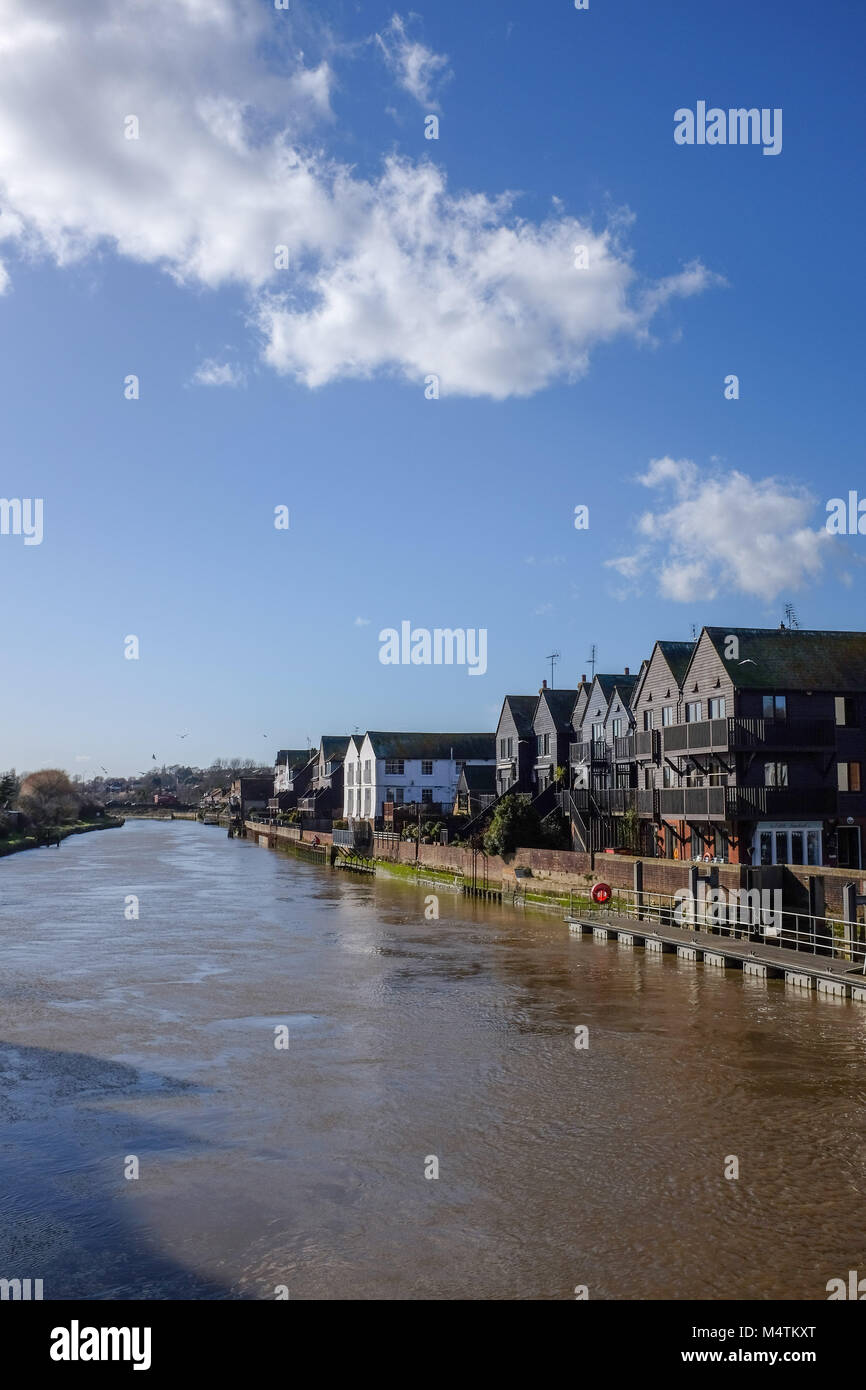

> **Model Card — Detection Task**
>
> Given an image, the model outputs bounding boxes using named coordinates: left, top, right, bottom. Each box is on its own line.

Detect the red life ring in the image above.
left=702, top=853, right=712, bottom=862
left=591, top=881, right=612, bottom=904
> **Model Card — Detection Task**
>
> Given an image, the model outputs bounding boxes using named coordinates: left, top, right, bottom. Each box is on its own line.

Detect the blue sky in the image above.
left=1, top=0, right=864, bottom=775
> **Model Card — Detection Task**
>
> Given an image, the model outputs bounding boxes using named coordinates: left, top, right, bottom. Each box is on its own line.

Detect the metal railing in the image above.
left=571, top=885, right=866, bottom=969
left=663, top=717, right=835, bottom=755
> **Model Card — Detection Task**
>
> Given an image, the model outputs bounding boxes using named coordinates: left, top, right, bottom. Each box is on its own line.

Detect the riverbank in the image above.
left=0, top=815, right=125, bottom=858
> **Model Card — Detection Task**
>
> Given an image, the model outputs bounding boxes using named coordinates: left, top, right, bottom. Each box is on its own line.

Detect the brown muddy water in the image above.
left=0, top=818, right=864, bottom=1300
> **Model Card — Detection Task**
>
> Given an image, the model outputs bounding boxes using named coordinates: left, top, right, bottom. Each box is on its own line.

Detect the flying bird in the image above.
left=152, top=753, right=157, bottom=760
left=178, top=733, right=189, bottom=739
left=739, top=658, right=756, bottom=665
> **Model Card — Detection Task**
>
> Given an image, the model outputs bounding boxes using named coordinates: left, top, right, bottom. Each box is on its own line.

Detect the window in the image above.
left=807, top=830, right=821, bottom=866
left=347, top=764, right=355, bottom=785
left=838, top=761, right=862, bottom=792
left=421, top=759, right=433, bottom=776
left=591, top=723, right=603, bottom=742
left=764, top=761, right=789, bottom=787
left=537, top=733, right=550, bottom=757
left=663, top=764, right=675, bottom=788
left=421, top=788, right=433, bottom=804
left=643, top=710, right=654, bottom=731
left=385, top=787, right=395, bottom=805
left=385, top=759, right=404, bottom=775
left=612, top=717, right=623, bottom=738
left=762, top=695, right=787, bottom=722
left=662, top=706, right=674, bottom=726
left=836, top=696, right=857, bottom=727
left=709, top=697, right=726, bottom=719
left=644, top=768, right=654, bottom=790
left=347, top=790, right=354, bottom=814
left=686, top=701, right=701, bottom=723
left=506, top=737, right=513, bottom=757
left=499, top=738, right=506, bottom=758
left=363, top=789, right=371, bottom=814
left=363, top=760, right=371, bottom=784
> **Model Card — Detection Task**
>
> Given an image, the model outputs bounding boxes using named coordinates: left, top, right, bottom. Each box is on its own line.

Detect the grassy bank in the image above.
left=0, top=816, right=125, bottom=858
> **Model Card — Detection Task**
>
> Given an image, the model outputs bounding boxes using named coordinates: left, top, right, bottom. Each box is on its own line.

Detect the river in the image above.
left=1, top=818, right=864, bottom=1300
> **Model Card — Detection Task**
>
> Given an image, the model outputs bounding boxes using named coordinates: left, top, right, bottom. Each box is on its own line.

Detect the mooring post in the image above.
left=634, top=859, right=643, bottom=921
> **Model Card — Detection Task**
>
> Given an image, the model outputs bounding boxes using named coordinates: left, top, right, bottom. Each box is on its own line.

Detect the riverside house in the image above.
left=493, top=695, right=539, bottom=797
left=344, top=731, right=495, bottom=823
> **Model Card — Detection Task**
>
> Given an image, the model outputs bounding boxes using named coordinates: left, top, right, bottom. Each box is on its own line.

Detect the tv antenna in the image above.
left=586, top=644, right=597, bottom=680
left=783, top=603, right=800, bottom=630
left=546, top=650, right=560, bottom=688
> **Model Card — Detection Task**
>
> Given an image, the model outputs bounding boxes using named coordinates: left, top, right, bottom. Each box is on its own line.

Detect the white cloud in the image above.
left=375, top=14, right=451, bottom=109
left=354, top=616, right=371, bottom=626
left=0, top=0, right=719, bottom=401
left=192, top=358, right=244, bottom=387
left=605, top=457, right=832, bottom=601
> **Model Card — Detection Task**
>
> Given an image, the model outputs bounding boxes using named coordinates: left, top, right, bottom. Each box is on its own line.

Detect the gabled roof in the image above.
left=630, top=640, right=695, bottom=707
left=497, top=695, right=538, bottom=737
left=275, top=748, right=312, bottom=769
left=364, top=731, right=495, bottom=760
left=459, top=764, right=497, bottom=792
left=535, top=689, right=578, bottom=730
left=702, top=626, right=866, bottom=691
left=657, top=641, right=695, bottom=686
left=319, top=735, right=351, bottom=762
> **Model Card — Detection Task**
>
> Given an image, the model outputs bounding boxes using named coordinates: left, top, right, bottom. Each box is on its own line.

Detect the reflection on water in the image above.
left=1, top=818, right=864, bottom=1300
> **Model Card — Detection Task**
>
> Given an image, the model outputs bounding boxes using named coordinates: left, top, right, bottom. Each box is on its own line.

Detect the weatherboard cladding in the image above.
left=632, top=642, right=695, bottom=723
left=365, top=731, right=495, bottom=760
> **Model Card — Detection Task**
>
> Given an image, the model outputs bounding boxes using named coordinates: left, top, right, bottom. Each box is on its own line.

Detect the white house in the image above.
left=344, top=731, right=495, bottom=821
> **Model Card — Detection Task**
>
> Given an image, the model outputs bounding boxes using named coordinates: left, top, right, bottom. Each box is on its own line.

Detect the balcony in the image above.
left=570, top=740, right=610, bottom=764
left=614, top=734, right=635, bottom=761
left=657, top=786, right=837, bottom=820
left=662, top=717, right=835, bottom=756
left=634, top=729, right=660, bottom=762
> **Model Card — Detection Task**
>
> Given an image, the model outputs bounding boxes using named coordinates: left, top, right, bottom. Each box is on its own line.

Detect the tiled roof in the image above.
left=274, top=748, right=312, bottom=768
left=537, top=689, right=578, bottom=729
left=365, top=731, right=495, bottom=760
left=705, top=627, right=866, bottom=690
left=459, top=764, right=497, bottom=792
left=319, top=736, right=351, bottom=761
left=657, top=641, right=695, bottom=685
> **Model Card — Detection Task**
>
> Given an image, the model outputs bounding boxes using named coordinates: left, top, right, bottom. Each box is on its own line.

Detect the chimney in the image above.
left=581, top=674, right=586, bottom=683
left=624, top=666, right=630, bottom=676
left=540, top=679, right=547, bottom=693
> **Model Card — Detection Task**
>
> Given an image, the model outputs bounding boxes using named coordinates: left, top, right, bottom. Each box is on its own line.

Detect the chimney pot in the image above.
left=624, top=666, right=630, bottom=676
left=540, top=679, right=547, bottom=692
left=581, top=674, right=586, bottom=683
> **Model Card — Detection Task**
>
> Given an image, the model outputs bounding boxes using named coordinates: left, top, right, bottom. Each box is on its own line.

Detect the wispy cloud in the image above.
left=354, top=616, right=371, bottom=626
left=375, top=14, right=451, bottom=109
left=192, top=359, right=245, bottom=387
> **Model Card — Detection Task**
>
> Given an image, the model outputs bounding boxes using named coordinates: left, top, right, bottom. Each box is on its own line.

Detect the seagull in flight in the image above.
left=178, top=733, right=189, bottom=739
left=738, top=658, right=756, bottom=665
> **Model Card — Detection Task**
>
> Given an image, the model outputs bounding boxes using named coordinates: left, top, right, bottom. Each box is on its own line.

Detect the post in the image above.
left=634, top=859, right=643, bottom=921
left=842, top=883, right=857, bottom=962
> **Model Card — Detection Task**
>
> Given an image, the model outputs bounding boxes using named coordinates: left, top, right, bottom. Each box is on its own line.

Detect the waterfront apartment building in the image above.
left=563, top=626, right=866, bottom=868
left=344, top=731, right=495, bottom=822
